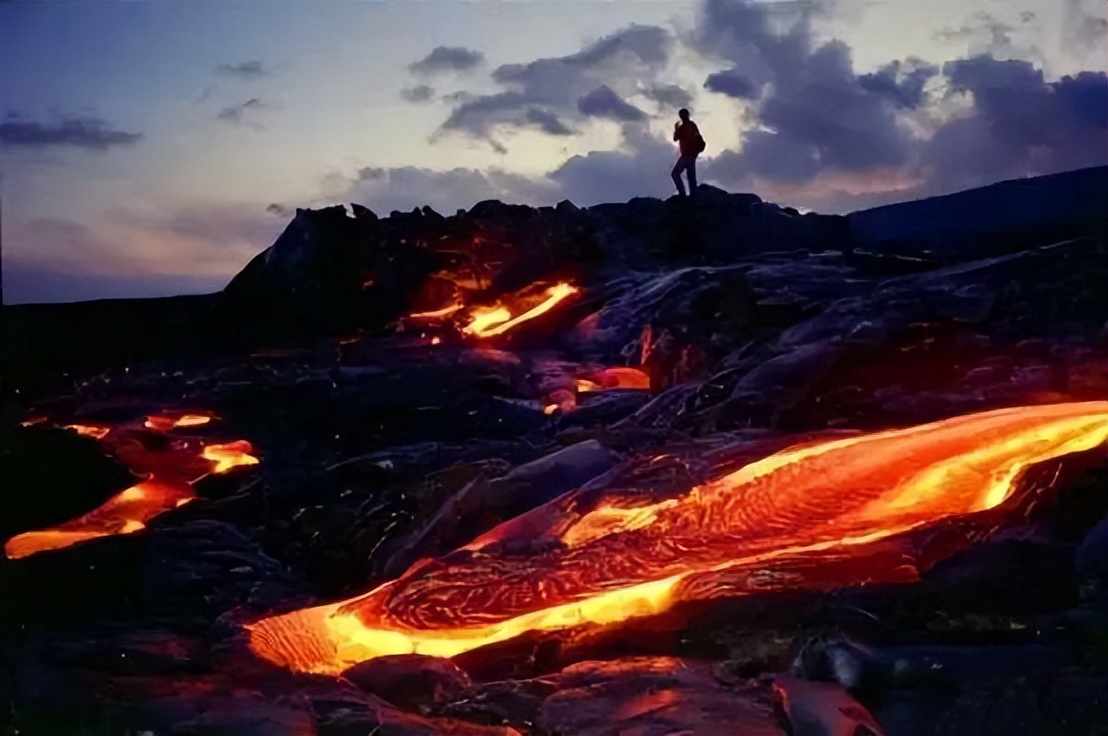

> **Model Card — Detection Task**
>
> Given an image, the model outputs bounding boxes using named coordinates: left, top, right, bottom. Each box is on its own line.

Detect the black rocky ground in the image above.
left=2, top=168, right=1107, bottom=735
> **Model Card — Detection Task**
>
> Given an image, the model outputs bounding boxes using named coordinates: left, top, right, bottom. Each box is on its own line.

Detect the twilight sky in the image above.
left=2, top=0, right=1105, bottom=304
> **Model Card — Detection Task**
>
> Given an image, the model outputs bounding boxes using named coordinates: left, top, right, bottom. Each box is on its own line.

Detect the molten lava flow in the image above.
left=248, top=402, right=1108, bottom=675
left=144, top=414, right=214, bottom=431
left=578, top=367, right=651, bottom=392
left=66, top=424, right=112, bottom=440
left=5, top=417, right=260, bottom=560
left=463, top=307, right=512, bottom=336
left=201, top=441, right=260, bottom=474
left=462, top=283, right=578, bottom=338
left=4, top=479, right=195, bottom=560
left=408, top=303, right=464, bottom=320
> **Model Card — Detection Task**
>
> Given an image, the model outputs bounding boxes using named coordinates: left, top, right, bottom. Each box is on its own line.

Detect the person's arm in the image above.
left=673, top=122, right=681, bottom=141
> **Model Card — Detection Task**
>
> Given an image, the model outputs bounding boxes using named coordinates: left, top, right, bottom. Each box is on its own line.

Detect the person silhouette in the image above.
left=671, top=108, right=703, bottom=198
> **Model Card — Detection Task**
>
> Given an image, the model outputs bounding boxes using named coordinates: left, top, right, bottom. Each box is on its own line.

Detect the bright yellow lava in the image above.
left=248, top=402, right=1108, bottom=675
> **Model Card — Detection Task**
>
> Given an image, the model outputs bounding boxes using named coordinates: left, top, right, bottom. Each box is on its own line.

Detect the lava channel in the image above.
left=4, top=416, right=260, bottom=560
left=247, top=401, right=1108, bottom=675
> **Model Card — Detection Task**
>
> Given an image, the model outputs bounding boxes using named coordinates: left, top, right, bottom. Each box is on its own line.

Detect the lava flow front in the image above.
left=4, top=414, right=260, bottom=560
left=248, top=401, right=1108, bottom=675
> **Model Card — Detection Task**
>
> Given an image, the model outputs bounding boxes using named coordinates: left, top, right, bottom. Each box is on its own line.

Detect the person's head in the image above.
left=678, top=108, right=690, bottom=121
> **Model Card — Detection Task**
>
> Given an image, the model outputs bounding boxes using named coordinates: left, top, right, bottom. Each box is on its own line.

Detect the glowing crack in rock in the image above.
left=247, top=401, right=1108, bottom=675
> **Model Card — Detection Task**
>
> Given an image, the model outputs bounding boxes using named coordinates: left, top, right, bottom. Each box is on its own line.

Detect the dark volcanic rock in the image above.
left=343, top=655, right=472, bottom=710
left=0, top=424, right=136, bottom=541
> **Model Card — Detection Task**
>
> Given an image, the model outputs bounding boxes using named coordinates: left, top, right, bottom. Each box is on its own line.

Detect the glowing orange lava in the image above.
left=66, top=424, right=112, bottom=440
left=4, top=479, right=196, bottom=560
left=248, top=401, right=1108, bottom=675
left=144, top=414, right=214, bottom=431
left=201, top=440, right=261, bottom=474
left=462, top=283, right=578, bottom=338
left=6, top=418, right=260, bottom=560
left=408, top=303, right=464, bottom=320
left=580, top=367, right=651, bottom=392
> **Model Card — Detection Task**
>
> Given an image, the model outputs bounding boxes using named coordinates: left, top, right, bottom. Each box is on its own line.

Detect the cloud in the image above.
left=266, top=203, right=292, bottom=217
left=400, top=85, right=436, bottom=103
left=857, top=58, right=939, bottom=109
left=693, top=1, right=918, bottom=187
left=933, top=12, right=1015, bottom=46
left=703, top=68, right=759, bottom=99
left=409, top=46, right=484, bottom=76
left=920, top=56, right=1108, bottom=193
left=641, top=83, right=694, bottom=110
left=340, top=165, right=560, bottom=215
left=215, top=60, right=272, bottom=79
left=215, top=97, right=273, bottom=128
left=577, top=85, right=648, bottom=121
left=1, top=201, right=285, bottom=304
left=436, top=24, right=671, bottom=145
left=525, top=108, right=576, bottom=135
left=0, top=116, right=141, bottom=150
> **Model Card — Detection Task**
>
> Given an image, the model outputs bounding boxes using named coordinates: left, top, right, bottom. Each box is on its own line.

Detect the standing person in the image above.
left=671, top=108, right=704, bottom=198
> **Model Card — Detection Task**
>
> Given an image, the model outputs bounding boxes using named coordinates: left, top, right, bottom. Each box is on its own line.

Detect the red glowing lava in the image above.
left=248, top=401, right=1108, bottom=675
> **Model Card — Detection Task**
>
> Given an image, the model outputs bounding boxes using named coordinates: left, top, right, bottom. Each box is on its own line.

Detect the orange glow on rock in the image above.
left=201, top=441, right=260, bottom=474
left=248, top=402, right=1108, bottom=675
left=3, top=479, right=196, bottom=560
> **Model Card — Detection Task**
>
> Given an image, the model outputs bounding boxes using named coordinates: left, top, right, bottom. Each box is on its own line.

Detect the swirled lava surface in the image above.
left=248, top=401, right=1108, bottom=675
left=4, top=414, right=260, bottom=560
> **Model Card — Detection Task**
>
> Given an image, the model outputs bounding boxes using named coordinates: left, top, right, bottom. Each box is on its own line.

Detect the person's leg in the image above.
left=671, top=157, right=688, bottom=196
left=687, top=155, right=698, bottom=194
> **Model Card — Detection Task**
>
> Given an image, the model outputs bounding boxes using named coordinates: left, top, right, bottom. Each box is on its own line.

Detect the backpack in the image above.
left=696, top=134, right=706, bottom=154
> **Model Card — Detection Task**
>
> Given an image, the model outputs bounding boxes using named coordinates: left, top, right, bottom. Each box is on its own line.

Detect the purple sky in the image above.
left=2, top=0, right=1106, bottom=304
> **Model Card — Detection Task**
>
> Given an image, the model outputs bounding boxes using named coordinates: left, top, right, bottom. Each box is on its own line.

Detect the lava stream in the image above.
left=462, top=283, right=578, bottom=337
left=4, top=414, right=260, bottom=560
left=248, top=401, right=1108, bottom=675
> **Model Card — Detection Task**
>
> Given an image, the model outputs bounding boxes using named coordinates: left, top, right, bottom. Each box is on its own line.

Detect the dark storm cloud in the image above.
left=436, top=25, right=671, bottom=145
left=400, top=85, right=436, bottom=103
left=0, top=116, right=142, bottom=150
left=409, top=46, right=485, bottom=76
left=694, top=0, right=917, bottom=185
left=215, top=60, right=271, bottom=79
left=703, top=68, right=759, bottom=99
left=857, top=58, right=939, bottom=109
left=922, top=56, right=1108, bottom=192
left=577, top=85, right=647, bottom=121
